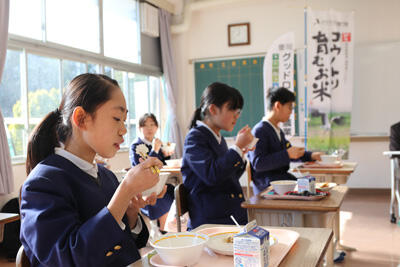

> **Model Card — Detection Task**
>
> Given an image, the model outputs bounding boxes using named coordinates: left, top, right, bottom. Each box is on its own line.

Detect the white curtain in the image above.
left=159, top=9, right=183, bottom=158
left=0, top=0, right=14, bottom=195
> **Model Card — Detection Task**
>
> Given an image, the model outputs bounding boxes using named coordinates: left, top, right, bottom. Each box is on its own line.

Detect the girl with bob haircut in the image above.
left=181, top=82, right=254, bottom=229
left=20, top=73, right=163, bottom=266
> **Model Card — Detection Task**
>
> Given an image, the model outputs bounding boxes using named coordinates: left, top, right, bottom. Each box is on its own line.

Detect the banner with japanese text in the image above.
left=263, top=32, right=296, bottom=136
left=306, top=8, right=354, bottom=157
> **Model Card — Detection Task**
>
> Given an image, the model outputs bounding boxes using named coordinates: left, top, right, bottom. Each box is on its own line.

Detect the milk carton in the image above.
left=233, top=220, right=269, bottom=267
left=297, top=175, right=316, bottom=194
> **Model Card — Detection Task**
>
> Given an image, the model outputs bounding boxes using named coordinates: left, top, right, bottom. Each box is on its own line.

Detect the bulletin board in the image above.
left=194, top=57, right=265, bottom=137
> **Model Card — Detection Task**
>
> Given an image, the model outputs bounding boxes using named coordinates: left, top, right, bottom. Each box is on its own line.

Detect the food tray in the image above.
left=261, top=189, right=330, bottom=201
left=301, top=161, right=343, bottom=168
left=148, top=228, right=299, bottom=267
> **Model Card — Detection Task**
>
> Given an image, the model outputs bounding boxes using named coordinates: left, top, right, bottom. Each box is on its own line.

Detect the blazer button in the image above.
left=231, top=194, right=235, bottom=198
left=106, top=251, right=113, bottom=257
left=234, top=161, right=240, bottom=167
left=114, top=245, right=122, bottom=250
left=239, top=193, right=243, bottom=198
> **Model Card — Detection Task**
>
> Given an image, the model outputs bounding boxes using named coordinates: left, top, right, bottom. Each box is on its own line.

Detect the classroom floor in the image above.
left=1, top=189, right=399, bottom=267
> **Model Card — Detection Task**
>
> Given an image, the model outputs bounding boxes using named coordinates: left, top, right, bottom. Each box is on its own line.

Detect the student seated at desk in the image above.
left=181, top=82, right=254, bottom=230
left=129, top=113, right=174, bottom=232
left=20, top=74, right=163, bottom=266
left=248, top=87, right=322, bottom=195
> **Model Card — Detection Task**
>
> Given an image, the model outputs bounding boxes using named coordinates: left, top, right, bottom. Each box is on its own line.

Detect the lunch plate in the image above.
left=316, top=182, right=337, bottom=192
left=197, top=226, right=276, bottom=256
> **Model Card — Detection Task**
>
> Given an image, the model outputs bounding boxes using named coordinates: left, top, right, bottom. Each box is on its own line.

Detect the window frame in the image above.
left=4, top=0, right=163, bottom=163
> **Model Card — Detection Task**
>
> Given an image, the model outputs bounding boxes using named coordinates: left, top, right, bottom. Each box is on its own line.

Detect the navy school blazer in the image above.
left=129, top=137, right=170, bottom=166
left=248, top=121, right=312, bottom=195
left=20, top=154, right=148, bottom=267
left=181, top=125, right=248, bottom=229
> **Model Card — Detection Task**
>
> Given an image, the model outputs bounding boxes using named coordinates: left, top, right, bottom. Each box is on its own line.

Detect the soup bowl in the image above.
left=150, top=232, right=209, bottom=266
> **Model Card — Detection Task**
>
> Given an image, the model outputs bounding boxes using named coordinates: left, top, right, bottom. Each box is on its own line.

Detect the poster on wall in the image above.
left=263, top=32, right=295, bottom=136
left=306, top=7, right=354, bottom=157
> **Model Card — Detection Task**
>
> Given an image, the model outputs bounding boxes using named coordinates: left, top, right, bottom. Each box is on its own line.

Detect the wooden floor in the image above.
left=1, top=189, right=399, bottom=266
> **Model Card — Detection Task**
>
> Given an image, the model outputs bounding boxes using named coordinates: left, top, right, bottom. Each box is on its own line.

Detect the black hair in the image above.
left=189, top=82, right=244, bottom=129
left=139, top=113, right=158, bottom=128
left=26, top=73, right=120, bottom=175
left=267, top=87, right=296, bottom=111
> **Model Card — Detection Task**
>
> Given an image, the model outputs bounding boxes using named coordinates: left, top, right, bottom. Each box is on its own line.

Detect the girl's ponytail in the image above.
left=189, top=107, right=202, bottom=129
left=26, top=109, right=61, bottom=175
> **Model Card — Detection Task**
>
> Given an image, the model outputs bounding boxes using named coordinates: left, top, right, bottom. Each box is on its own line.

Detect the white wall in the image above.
left=171, top=0, right=400, bottom=189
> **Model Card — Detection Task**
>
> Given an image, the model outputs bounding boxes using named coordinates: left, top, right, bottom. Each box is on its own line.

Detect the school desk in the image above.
left=0, top=212, right=20, bottom=242
left=241, top=185, right=349, bottom=260
left=130, top=225, right=333, bottom=267
left=292, top=162, right=357, bottom=184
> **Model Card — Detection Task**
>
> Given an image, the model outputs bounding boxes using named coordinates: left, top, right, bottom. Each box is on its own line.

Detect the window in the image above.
left=46, top=0, right=100, bottom=53
left=1, top=0, right=163, bottom=162
left=103, top=0, right=141, bottom=63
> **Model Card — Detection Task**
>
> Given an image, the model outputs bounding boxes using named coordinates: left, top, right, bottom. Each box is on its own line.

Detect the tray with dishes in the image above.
left=147, top=226, right=299, bottom=267
left=302, top=160, right=344, bottom=168
left=261, top=188, right=330, bottom=201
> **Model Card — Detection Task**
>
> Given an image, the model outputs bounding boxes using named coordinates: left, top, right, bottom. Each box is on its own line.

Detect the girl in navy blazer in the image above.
left=248, top=87, right=322, bottom=195
left=181, top=82, right=254, bottom=229
left=129, top=113, right=174, bottom=232
left=20, top=74, right=163, bottom=266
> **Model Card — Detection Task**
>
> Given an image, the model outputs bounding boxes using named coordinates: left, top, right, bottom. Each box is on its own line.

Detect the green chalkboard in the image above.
left=194, top=57, right=265, bottom=137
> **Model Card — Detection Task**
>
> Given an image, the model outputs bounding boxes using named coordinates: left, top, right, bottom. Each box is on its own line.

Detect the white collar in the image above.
left=55, top=147, right=98, bottom=178
left=196, top=120, right=221, bottom=144
left=264, top=118, right=282, bottom=141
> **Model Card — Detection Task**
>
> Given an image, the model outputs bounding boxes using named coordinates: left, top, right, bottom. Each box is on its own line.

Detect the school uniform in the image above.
left=129, top=137, right=170, bottom=166
left=248, top=120, right=312, bottom=195
left=20, top=152, right=148, bottom=267
left=129, top=137, right=174, bottom=220
left=181, top=121, right=248, bottom=230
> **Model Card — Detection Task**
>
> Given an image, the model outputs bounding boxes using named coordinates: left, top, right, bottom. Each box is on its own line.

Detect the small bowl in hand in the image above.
left=142, top=172, right=170, bottom=197
left=161, top=142, right=176, bottom=154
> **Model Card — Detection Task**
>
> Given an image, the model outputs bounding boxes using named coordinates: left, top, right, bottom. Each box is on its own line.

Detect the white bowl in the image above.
left=161, top=142, right=176, bottom=154
left=320, top=155, right=338, bottom=163
left=270, top=180, right=297, bottom=195
left=165, top=158, right=182, bottom=168
left=142, top=172, right=170, bottom=197
left=150, top=232, right=209, bottom=266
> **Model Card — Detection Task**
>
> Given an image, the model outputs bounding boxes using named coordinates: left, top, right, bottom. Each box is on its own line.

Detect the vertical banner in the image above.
left=306, top=8, right=354, bottom=157
left=263, top=32, right=295, bottom=136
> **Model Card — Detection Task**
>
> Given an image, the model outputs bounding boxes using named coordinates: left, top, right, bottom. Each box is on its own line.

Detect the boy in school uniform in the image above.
left=248, top=87, right=322, bottom=195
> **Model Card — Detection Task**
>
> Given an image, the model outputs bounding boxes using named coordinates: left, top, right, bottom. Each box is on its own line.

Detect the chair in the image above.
left=383, top=122, right=400, bottom=224
left=16, top=245, right=30, bottom=267
left=174, top=183, right=189, bottom=232
left=246, top=160, right=253, bottom=199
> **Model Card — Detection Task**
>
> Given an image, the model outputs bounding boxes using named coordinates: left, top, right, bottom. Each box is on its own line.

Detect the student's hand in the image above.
left=152, top=138, right=163, bottom=153
left=126, top=193, right=156, bottom=228
left=235, top=125, right=254, bottom=150
left=287, top=146, right=305, bottom=159
left=311, top=152, right=323, bottom=161
left=124, top=157, right=162, bottom=196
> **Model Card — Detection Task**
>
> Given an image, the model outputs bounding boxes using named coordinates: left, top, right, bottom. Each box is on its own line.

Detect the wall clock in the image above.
left=228, top=23, right=250, bottom=46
